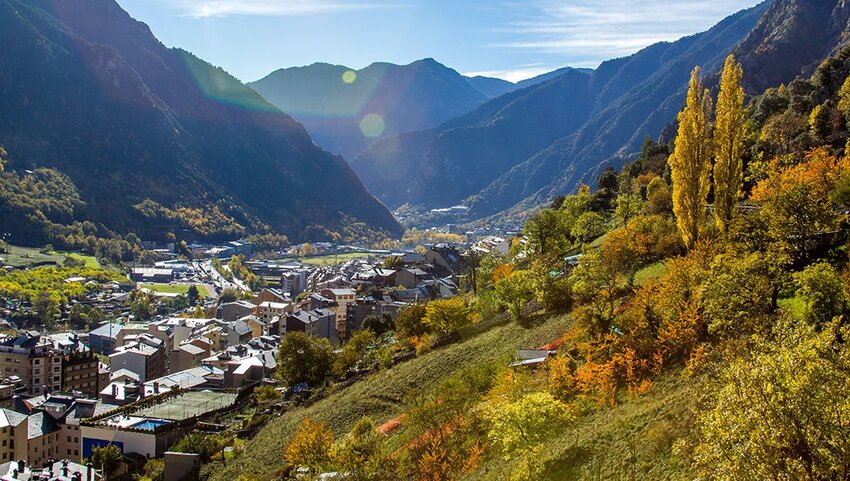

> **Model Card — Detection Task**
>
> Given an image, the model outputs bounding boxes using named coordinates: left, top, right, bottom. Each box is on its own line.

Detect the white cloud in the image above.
left=464, top=63, right=558, bottom=83
left=492, top=0, right=762, bottom=60
left=161, top=0, right=394, bottom=18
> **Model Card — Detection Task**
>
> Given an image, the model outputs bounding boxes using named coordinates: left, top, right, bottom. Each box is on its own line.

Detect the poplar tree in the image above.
left=670, top=67, right=713, bottom=249
left=713, top=54, right=746, bottom=235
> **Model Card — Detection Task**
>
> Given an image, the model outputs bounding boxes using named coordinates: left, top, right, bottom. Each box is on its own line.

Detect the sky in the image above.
left=117, top=0, right=764, bottom=83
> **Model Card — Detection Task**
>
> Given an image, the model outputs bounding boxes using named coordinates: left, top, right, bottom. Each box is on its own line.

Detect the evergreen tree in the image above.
left=713, top=55, right=746, bottom=235
left=669, top=67, right=713, bottom=249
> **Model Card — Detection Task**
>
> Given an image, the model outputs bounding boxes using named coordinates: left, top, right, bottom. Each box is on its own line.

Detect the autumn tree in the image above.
left=394, top=304, right=428, bottom=338
left=524, top=209, right=566, bottom=257
left=794, top=262, right=846, bottom=327
left=713, top=54, right=746, bottom=235
left=333, top=417, right=397, bottom=481
left=495, top=269, right=536, bottom=322
left=423, top=297, right=472, bottom=338
left=701, top=252, right=784, bottom=339
left=669, top=67, right=713, bottom=249
left=276, top=332, right=334, bottom=386
left=486, top=392, right=575, bottom=481
left=332, top=329, right=376, bottom=377
left=693, top=321, right=850, bottom=480
left=285, top=417, right=335, bottom=473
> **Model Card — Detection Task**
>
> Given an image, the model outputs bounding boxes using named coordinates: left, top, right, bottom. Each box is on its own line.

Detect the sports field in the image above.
left=134, top=391, right=237, bottom=421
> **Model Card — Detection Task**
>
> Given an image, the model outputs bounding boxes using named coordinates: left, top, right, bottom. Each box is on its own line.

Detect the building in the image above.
left=168, top=345, right=206, bottom=373
left=281, top=270, right=308, bottom=297
left=217, top=301, right=256, bottom=323
left=0, top=459, right=101, bottom=481
left=130, top=268, right=173, bottom=283
left=319, top=289, right=355, bottom=336
left=109, top=336, right=167, bottom=383
left=345, top=300, right=402, bottom=336
left=255, top=301, right=292, bottom=325
left=81, top=389, right=240, bottom=459
left=0, top=333, right=62, bottom=395
left=87, top=323, right=122, bottom=356
left=285, top=309, right=337, bottom=342
left=251, top=288, right=289, bottom=306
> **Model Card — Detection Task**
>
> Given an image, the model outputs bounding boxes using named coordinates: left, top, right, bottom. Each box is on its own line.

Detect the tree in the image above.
left=692, top=321, right=850, bottom=480
left=218, top=287, right=239, bottom=304
left=524, top=209, right=566, bottom=257
left=570, top=211, right=607, bottom=244
left=615, top=193, right=643, bottom=224
left=701, top=252, right=783, bottom=339
left=423, top=297, right=472, bottom=338
left=171, top=433, right=226, bottom=460
left=382, top=255, right=403, bottom=269
left=486, top=392, right=575, bottom=481
left=334, top=417, right=397, bottom=480
left=363, top=313, right=394, bottom=336
left=395, top=304, right=428, bottom=339
left=33, top=291, right=59, bottom=330
left=254, top=385, right=281, bottom=403
left=285, top=417, right=334, bottom=473
left=670, top=67, right=713, bottom=249
left=332, top=329, right=376, bottom=377
left=276, top=332, right=334, bottom=386
left=186, top=285, right=200, bottom=305
left=494, top=270, right=536, bottom=322
left=794, top=262, right=846, bottom=328
left=713, top=54, right=746, bottom=235
left=90, top=445, right=122, bottom=480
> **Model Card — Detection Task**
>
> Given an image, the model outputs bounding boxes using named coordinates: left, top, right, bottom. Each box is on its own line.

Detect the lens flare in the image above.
left=342, top=70, right=357, bottom=84
left=359, top=113, right=385, bottom=138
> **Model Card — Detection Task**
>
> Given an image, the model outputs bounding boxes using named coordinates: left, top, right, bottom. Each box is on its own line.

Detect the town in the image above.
left=0, top=232, right=517, bottom=480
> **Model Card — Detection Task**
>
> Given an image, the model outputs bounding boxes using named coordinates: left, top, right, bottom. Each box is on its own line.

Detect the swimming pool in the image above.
left=131, top=419, right=170, bottom=431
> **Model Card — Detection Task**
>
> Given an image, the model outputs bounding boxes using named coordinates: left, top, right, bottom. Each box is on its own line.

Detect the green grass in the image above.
left=275, top=252, right=374, bottom=267
left=634, top=260, right=668, bottom=286
left=57, top=251, right=100, bottom=268
left=141, top=283, right=213, bottom=297
left=0, top=245, right=64, bottom=268
left=205, top=314, right=573, bottom=481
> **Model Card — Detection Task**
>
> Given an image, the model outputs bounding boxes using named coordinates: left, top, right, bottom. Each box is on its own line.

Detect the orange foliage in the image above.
left=752, top=147, right=850, bottom=202
left=492, top=263, right=514, bottom=284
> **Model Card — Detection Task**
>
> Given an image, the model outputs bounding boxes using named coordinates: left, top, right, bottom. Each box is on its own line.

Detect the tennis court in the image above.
left=134, top=391, right=238, bottom=421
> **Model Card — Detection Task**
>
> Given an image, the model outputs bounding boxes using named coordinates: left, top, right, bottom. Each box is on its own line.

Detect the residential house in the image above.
left=217, top=301, right=256, bottom=322
left=108, top=335, right=166, bottom=382
left=87, top=323, right=122, bottom=355
left=285, top=309, right=337, bottom=342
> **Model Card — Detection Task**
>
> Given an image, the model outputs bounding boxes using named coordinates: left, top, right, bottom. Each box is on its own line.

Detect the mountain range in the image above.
left=250, top=61, right=576, bottom=160
left=0, top=0, right=403, bottom=243
left=352, top=0, right=850, bottom=225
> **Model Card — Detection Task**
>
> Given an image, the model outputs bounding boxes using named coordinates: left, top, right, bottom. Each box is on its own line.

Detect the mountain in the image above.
left=352, top=3, right=768, bottom=217
left=465, top=76, right=517, bottom=98
left=515, top=67, right=595, bottom=89
left=250, top=59, right=491, bottom=160
left=0, top=0, right=403, bottom=243
left=731, top=0, right=850, bottom=93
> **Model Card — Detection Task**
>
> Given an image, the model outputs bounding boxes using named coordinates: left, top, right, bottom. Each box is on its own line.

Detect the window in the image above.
left=74, top=450, right=78, bottom=456
left=34, top=359, right=40, bottom=365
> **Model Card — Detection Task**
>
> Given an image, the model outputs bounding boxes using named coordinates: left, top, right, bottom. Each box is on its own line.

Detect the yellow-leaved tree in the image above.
left=670, top=67, right=714, bottom=249
left=713, top=54, right=746, bottom=235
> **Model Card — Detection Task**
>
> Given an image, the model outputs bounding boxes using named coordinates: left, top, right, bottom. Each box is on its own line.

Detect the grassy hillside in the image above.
left=206, top=314, right=572, bottom=480
left=466, top=371, right=693, bottom=480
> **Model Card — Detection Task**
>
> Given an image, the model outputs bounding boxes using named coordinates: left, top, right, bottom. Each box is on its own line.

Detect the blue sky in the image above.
left=118, top=0, right=763, bottom=83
